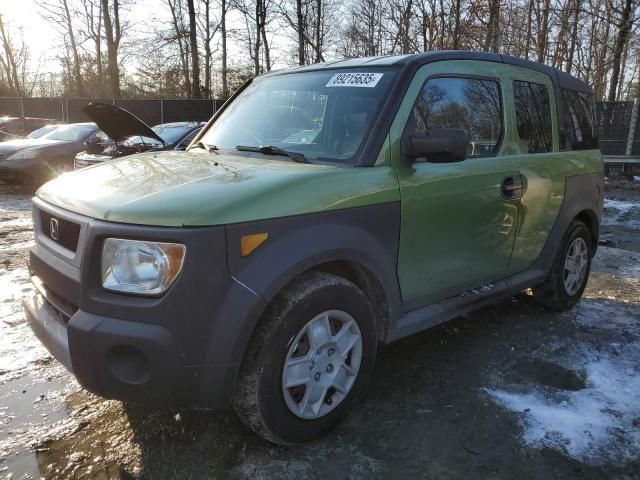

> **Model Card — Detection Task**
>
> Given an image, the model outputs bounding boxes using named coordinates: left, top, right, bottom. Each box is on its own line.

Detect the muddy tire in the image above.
left=232, top=271, right=377, bottom=445
left=532, top=219, right=593, bottom=311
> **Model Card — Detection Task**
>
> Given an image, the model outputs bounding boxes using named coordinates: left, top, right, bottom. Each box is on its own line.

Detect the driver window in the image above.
left=408, top=77, right=503, bottom=157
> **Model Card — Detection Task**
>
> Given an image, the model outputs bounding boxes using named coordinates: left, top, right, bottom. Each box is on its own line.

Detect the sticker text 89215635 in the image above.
left=326, top=73, right=383, bottom=88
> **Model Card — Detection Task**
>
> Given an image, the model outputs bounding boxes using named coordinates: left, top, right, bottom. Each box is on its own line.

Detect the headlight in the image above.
left=6, top=149, right=37, bottom=161
left=101, top=238, right=186, bottom=295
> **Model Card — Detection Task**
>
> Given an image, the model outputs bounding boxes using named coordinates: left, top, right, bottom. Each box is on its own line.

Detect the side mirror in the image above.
left=403, top=128, right=469, bottom=163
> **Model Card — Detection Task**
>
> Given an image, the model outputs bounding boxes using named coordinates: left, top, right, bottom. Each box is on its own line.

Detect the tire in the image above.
left=232, top=271, right=377, bottom=445
left=532, top=219, right=593, bottom=311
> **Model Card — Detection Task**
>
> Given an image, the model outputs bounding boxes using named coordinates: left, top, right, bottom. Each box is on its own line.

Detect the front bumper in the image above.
left=24, top=293, right=239, bottom=409
left=25, top=199, right=268, bottom=410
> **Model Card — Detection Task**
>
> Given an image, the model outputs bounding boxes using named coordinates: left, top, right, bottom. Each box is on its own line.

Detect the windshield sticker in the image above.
left=326, top=73, right=383, bottom=88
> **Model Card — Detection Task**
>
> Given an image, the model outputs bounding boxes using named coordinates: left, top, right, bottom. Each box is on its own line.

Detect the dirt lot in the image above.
left=0, top=177, right=639, bottom=479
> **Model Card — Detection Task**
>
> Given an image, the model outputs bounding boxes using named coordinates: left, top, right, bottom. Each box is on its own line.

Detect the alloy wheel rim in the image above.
left=563, top=237, right=588, bottom=296
left=281, top=310, right=363, bottom=420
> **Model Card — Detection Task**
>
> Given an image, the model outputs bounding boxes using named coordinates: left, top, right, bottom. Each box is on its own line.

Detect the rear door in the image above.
left=501, top=66, right=564, bottom=274
left=390, top=60, right=520, bottom=311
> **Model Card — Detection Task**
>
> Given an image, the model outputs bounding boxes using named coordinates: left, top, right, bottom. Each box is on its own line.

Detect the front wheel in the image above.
left=233, top=271, right=377, bottom=444
left=532, top=219, right=593, bottom=311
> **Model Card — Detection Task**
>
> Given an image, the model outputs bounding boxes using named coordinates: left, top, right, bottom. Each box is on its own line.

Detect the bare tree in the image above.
left=187, top=0, right=201, bottom=97
left=0, top=14, right=24, bottom=95
left=40, top=0, right=85, bottom=95
left=608, top=0, right=635, bottom=100
left=101, top=0, right=123, bottom=97
left=220, top=0, right=230, bottom=97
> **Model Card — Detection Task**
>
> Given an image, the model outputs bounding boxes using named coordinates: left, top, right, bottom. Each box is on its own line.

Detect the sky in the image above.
left=0, top=0, right=296, bottom=81
left=1, top=0, right=60, bottom=70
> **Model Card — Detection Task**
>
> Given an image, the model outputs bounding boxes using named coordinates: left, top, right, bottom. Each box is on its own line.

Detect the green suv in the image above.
left=25, top=51, right=603, bottom=444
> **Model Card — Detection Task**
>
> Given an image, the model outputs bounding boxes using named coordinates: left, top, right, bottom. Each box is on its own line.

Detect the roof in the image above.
left=270, top=50, right=592, bottom=94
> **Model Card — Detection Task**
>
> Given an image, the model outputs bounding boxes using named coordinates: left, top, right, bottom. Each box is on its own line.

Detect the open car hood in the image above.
left=81, top=102, right=165, bottom=144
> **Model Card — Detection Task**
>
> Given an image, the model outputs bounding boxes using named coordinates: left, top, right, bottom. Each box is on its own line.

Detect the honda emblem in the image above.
left=49, top=218, right=59, bottom=241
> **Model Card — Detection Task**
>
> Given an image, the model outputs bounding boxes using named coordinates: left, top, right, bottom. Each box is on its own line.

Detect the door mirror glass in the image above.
left=404, top=128, right=469, bottom=163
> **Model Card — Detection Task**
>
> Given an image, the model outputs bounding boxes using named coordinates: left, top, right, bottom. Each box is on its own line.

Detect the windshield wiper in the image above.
left=235, top=145, right=310, bottom=163
left=189, top=141, right=218, bottom=153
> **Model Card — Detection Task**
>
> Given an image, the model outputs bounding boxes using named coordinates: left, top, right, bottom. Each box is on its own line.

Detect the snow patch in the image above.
left=602, top=199, right=640, bottom=227
left=486, top=349, right=640, bottom=464
left=486, top=298, right=640, bottom=465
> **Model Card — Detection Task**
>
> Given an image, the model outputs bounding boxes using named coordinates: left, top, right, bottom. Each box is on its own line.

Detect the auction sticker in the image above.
left=326, top=72, right=383, bottom=88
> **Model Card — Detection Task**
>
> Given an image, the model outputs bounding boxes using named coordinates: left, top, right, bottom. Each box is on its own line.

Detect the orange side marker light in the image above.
left=240, top=233, right=269, bottom=257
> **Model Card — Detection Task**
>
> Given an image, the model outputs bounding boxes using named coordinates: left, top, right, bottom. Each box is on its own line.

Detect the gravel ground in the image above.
left=0, top=178, right=639, bottom=479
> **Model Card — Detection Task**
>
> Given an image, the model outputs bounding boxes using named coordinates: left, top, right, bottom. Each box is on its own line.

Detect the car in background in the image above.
left=0, top=116, right=59, bottom=140
left=0, top=123, right=107, bottom=185
left=74, top=102, right=204, bottom=169
left=0, top=130, right=22, bottom=142
left=27, top=124, right=61, bottom=139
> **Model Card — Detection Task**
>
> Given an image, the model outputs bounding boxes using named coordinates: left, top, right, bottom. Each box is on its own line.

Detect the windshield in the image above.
left=44, top=124, right=96, bottom=141
left=28, top=125, right=58, bottom=139
left=199, top=69, right=398, bottom=162
left=124, top=135, right=164, bottom=146
left=152, top=124, right=197, bottom=144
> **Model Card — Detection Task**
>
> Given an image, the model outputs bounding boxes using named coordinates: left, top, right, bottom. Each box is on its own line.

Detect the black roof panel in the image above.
left=265, top=50, right=593, bottom=94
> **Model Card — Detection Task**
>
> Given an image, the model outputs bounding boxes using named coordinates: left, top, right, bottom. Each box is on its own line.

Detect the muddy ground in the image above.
left=0, top=177, right=639, bottom=479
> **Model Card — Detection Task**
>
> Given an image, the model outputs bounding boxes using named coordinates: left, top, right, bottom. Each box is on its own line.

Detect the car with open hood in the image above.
left=0, top=123, right=106, bottom=185
left=74, top=102, right=204, bottom=169
left=25, top=51, right=603, bottom=445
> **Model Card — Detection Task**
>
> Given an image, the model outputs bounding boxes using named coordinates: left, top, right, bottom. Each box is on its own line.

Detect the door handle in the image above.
left=501, top=175, right=527, bottom=200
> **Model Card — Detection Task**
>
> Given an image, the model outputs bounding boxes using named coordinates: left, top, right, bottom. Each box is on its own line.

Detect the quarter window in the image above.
left=513, top=81, right=552, bottom=153
left=560, top=89, right=598, bottom=150
left=407, top=77, right=503, bottom=158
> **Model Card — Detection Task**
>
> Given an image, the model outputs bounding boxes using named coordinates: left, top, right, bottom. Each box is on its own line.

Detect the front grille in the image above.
left=32, top=275, right=78, bottom=321
left=39, top=209, right=81, bottom=252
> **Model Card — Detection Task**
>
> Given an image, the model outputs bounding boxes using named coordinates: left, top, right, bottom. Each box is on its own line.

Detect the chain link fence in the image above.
left=1, top=96, right=639, bottom=160
left=596, top=100, right=640, bottom=157
left=0, top=97, right=225, bottom=127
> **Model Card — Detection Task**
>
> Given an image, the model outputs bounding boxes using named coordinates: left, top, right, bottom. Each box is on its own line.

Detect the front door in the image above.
left=391, top=61, right=520, bottom=311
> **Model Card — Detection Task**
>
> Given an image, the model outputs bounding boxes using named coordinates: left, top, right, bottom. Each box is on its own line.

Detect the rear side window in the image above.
left=513, top=81, right=552, bottom=153
left=408, top=77, right=503, bottom=157
left=560, top=90, right=598, bottom=150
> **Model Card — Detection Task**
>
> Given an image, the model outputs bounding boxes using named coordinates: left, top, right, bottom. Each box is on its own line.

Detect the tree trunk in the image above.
left=525, top=0, right=533, bottom=59
left=62, top=0, right=84, bottom=96
left=221, top=0, right=229, bottom=97
left=485, top=0, right=500, bottom=52
left=167, top=0, right=190, bottom=97
left=102, top=0, right=121, bottom=98
left=565, top=0, right=580, bottom=73
left=261, top=17, right=271, bottom=71
left=315, top=0, right=322, bottom=62
left=187, top=0, right=201, bottom=98
left=204, top=0, right=211, bottom=97
left=537, top=0, right=550, bottom=63
left=608, top=0, right=634, bottom=101
left=254, top=0, right=261, bottom=75
left=296, top=0, right=305, bottom=65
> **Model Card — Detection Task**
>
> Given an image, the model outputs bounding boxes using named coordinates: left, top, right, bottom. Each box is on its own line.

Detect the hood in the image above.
left=36, top=151, right=399, bottom=227
left=81, top=102, right=165, bottom=144
left=0, top=137, right=63, bottom=158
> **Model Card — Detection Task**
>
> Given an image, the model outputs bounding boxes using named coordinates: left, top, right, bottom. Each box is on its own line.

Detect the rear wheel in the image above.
left=233, top=271, right=377, bottom=444
left=532, top=220, right=592, bottom=311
